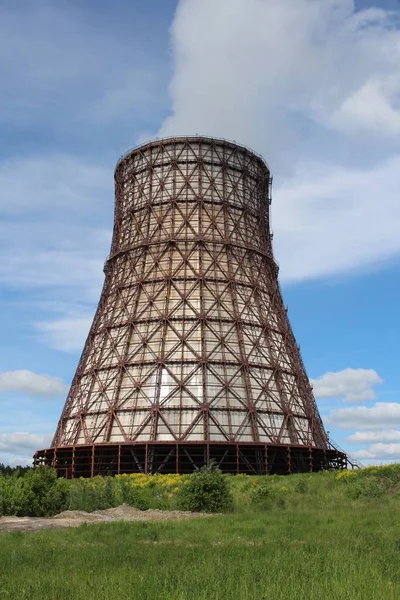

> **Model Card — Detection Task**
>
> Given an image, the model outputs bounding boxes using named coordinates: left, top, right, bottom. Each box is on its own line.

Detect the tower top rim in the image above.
left=115, top=135, right=270, bottom=175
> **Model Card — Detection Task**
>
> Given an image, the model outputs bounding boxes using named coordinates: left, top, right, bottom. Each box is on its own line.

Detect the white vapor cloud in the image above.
left=326, top=402, right=400, bottom=430
left=330, top=77, right=400, bottom=136
left=0, top=370, right=67, bottom=397
left=161, top=0, right=400, bottom=156
left=311, top=368, right=383, bottom=402
left=160, top=0, right=400, bottom=281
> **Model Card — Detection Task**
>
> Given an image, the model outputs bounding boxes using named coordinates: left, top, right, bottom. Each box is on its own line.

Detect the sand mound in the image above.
left=0, top=504, right=211, bottom=533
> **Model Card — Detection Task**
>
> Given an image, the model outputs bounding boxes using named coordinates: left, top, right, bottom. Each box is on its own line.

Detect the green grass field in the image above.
left=1, top=467, right=400, bottom=599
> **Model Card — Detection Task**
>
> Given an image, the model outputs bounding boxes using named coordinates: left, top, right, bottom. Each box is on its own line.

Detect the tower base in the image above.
left=34, top=442, right=348, bottom=478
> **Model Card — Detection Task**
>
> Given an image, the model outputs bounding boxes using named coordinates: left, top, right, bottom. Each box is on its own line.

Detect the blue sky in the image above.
left=1, top=0, right=400, bottom=466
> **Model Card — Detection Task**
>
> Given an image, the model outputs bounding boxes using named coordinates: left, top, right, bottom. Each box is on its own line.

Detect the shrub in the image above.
left=336, top=469, right=394, bottom=500
left=250, top=480, right=277, bottom=510
left=176, top=465, right=233, bottom=513
left=344, top=476, right=389, bottom=500
left=0, top=467, right=68, bottom=517
left=116, top=478, right=151, bottom=511
left=67, top=476, right=117, bottom=512
left=249, top=479, right=291, bottom=510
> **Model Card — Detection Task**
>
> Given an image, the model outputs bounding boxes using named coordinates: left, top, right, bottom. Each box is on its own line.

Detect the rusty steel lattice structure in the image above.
left=35, top=136, right=347, bottom=477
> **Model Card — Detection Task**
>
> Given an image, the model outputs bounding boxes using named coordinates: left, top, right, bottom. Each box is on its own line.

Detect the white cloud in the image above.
left=273, top=157, right=400, bottom=281
left=311, top=368, right=383, bottom=402
left=0, top=154, right=109, bottom=351
left=0, top=432, right=51, bottom=454
left=0, top=238, right=106, bottom=294
left=347, top=430, right=400, bottom=443
left=353, top=443, right=400, bottom=461
left=35, top=316, right=93, bottom=353
left=0, top=2, right=157, bottom=355
left=327, top=402, right=400, bottom=430
left=159, top=0, right=400, bottom=280
left=0, top=432, right=51, bottom=465
left=0, top=370, right=67, bottom=397
left=0, top=154, right=111, bottom=297
left=0, top=155, right=112, bottom=213
left=345, top=431, right=400, bottom=464
left=0, top=3, right=165, bottom=129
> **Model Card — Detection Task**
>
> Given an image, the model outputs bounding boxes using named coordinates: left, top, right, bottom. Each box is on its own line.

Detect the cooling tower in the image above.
left=35, top=137, right=347, bottom=476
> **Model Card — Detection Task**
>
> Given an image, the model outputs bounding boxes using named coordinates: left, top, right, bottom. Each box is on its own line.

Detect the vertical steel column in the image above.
left=72, top=446, right=76, bottom=478
left=91, top=445, right=94, bottom=477
left=287, top=446, right=291, bottom=475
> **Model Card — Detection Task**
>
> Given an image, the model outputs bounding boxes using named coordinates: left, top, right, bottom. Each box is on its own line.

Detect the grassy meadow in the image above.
left=1, top=466, right=400, bottom=599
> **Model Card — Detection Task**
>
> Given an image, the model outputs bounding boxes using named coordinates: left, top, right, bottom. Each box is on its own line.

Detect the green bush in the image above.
left=116, top=479, right=151, bottom=511
left=67, top=476, right=117, bottom=512
left=1, top=463, right=400, bottom=518
left=344, top=476, right=389, bottom=500
left=249, top=480, right=290, bottom=510
left=176, top=465, right=233, bottom=513
left=250, top=480, right=276, bottom=509
left=0, top=466, right=68, bottom=517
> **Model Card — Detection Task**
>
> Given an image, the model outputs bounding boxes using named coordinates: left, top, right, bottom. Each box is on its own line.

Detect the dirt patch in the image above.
left=0, top=504, right=212, bottom=533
